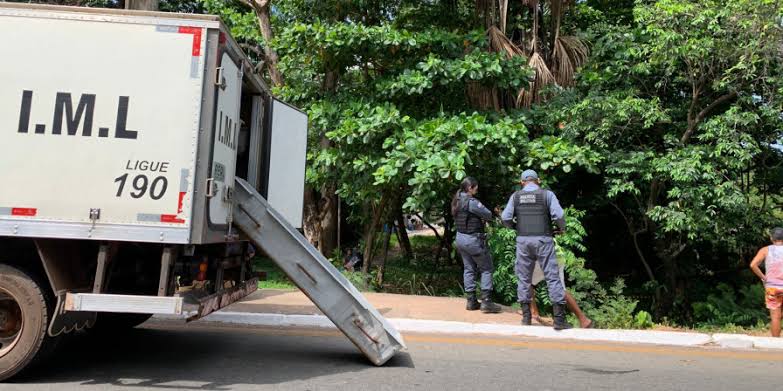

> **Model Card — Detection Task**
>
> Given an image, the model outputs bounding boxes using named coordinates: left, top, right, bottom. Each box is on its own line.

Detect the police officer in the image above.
left=501, top=169, right=571, bottom=329
left=452, top=177, right=502, bottom=313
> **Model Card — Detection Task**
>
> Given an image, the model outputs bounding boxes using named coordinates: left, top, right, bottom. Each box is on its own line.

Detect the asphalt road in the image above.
left=4, top=320, right=782, bottom=391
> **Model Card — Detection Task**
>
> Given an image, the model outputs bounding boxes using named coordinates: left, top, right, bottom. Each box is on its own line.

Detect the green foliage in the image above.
left=258, top=279, right=296, bottom=290
left=539, top=0, right=783, bottom=318
left=205, top=0, right=783, bottom=327
left=587, top=279, right=640, bottom=329
left=253, top=258, right=296, bottom=289
left=634, top=310, right=654, bottom=329
left=378, top=258, right=463, bottom=296
left=373, top=113, right=527, bottom=211
left=692, top=283, right=768, bottom=327
left=201, top=0, right=261, bottom=43
left=488, top=208, right=650, bottom=328
left=342, top=270, right=375, bottom=292
left=487, top=226, right=518, bottom=304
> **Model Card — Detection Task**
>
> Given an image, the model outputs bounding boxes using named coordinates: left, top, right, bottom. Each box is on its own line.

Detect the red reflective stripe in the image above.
left=178, top=26, right=202, bottom=56
left=11, top=208, right=36, bottom=216
left=160, top=214, right=185, bottom=224
left=177, top=192, right=186, bottom=214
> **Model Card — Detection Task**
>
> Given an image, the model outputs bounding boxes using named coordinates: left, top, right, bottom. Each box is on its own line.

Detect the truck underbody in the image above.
left=0, top=177, right=405, bottom=380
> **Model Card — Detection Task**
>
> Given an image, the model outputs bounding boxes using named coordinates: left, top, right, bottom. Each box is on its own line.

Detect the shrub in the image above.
left=692, top=283, right=767, bottom=327
left=587, top=279, right=643, bottom=329
left=342, top=270, right=377, bottom=292
left=634, top=310, right=654, bottom=329
left=488, top=208, right=650, bottom=329
left=488, top=227, right=519, bottom=304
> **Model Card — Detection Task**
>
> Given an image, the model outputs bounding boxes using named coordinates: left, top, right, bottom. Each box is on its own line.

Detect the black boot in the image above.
left=553, top=302, right=572, bottom=330
left=466, top=292, right=480, bottom=311
left=480, top=290, right=502, bottom=313
left=520, top=302, right=532, bottom=325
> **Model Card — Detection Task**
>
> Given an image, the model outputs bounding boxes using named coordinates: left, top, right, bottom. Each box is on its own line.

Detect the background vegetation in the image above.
left=23, top=0, right=783, bottom=329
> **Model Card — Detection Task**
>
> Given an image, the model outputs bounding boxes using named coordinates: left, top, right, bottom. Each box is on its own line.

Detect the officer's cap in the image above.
left=520, top=169, right=539, bottom=181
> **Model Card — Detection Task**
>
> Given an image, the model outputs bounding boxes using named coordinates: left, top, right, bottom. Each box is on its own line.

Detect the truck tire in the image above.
left=91, top=313, right=152, bottom=332
left=0, top=264, right=58, bottom=381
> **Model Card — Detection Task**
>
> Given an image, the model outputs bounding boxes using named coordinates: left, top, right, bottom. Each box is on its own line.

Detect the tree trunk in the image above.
left=395, top=208, right=413, bottom=259
left=361, top=194, right=388, bottom=279
left=474, top=0, right=495, bottom=29
left=239, top=0, right=283, bottom=87
left=254, top=3, right=284, bottom=86
left=654, top=237, right=688, bottom=318
left=301, top=185, right=339, bottom=258
left=318, top=185, right=338, bottom=258
left=443, top=209, right=455, bottom=264
left=302, top=187, right=322, bottom=249
left=314, top=70, right=340, bottom=257
left=610, top=202, right=662, bottom=310
left=376, top=222, right=393, bottom=287
left=125, top=0, right=158, bottom=10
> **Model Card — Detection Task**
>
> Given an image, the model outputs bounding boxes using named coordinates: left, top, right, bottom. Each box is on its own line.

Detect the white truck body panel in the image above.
left=264, top=100, right=308, bottom=229
left=0, top=4, right=308, bottom=243
left=0, top=8, right=214, bottom=243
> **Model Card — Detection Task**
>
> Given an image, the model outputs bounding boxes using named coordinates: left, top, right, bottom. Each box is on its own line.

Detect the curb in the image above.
left=154, top=312, right=781, bottom=350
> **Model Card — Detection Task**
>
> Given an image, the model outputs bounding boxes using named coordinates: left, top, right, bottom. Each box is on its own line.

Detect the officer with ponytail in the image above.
left=452, top=177, right=502, bottom=313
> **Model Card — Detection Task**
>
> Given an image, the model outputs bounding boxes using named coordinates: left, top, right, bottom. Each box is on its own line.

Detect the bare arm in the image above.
left=547, top=191, right=566, bottom=232
left=749, top=247, right=769, bottom=283
left=500, top=194, right=515, bottom=228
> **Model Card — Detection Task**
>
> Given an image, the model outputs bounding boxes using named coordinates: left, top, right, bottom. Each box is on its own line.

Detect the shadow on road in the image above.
left=15, top=323, right=413, bottom=389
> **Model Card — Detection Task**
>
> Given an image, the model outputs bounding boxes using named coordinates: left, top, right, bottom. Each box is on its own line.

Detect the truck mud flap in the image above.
left=188, top=277, right=259, bottom=321
left=232, top=178, right=405, bottom=366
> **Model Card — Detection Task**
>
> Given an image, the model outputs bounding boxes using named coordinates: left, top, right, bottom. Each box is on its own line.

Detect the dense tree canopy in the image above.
left=541, top=0, right=783, bottom=316
left=207, top=0, right=783, bottom=322
left=29, top=0, right=782, bottom=325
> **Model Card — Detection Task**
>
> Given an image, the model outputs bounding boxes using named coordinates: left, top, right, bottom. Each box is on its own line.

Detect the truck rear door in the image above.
left=259, top=99, right=308, bottom=229
left=208, top=53, right=243, bottom=227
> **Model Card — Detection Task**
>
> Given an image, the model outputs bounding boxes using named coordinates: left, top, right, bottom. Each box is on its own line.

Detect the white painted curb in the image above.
left=712, top=333, right=783, bottom=350
left=153, top=312, right=747, bottom=349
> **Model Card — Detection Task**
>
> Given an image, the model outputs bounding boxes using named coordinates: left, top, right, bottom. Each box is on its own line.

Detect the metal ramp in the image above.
left=232, top=178, right=406, bottom=366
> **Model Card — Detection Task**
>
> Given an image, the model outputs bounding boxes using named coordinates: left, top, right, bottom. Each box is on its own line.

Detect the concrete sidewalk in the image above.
left=228, top=289, right=524, bottom=326
left=166, top=289, right=783, bottom=351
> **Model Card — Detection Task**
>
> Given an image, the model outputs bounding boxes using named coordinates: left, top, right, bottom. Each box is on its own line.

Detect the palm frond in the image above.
left=488, top=26, right=525, bottom=58
left=551, top=35, right=589, bottom=86
left=529, top=51, right=555, bottom=85
left=517, top=51, right=555, bottom=107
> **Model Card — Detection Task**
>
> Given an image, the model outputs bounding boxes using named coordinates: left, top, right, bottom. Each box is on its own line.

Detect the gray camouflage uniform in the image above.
left=454, top=193, right=495, bottom=293
left=500, top=183, right=566, bottom=304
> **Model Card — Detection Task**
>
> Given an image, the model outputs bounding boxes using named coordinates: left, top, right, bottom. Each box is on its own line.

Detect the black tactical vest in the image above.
left=455, top=193, right=485, bottom=234
left=513, top=189, right=552, bottom=236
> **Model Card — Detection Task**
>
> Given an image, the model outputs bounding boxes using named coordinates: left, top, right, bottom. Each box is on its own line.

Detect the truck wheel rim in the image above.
left=0, top=289, right=23, bottom=358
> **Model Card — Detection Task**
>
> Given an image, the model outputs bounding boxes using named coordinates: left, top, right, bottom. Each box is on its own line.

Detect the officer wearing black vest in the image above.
left=451, top=177, right=502, bottom=313
left=501, top=169, right=571, bottom=330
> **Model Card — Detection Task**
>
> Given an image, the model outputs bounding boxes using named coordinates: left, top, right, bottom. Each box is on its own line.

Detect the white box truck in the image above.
left=0, top=3, right=404, bottom=380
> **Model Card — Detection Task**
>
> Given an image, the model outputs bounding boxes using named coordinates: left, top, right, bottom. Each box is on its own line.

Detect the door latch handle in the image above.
left=205, top=178, right=217, bottom=198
